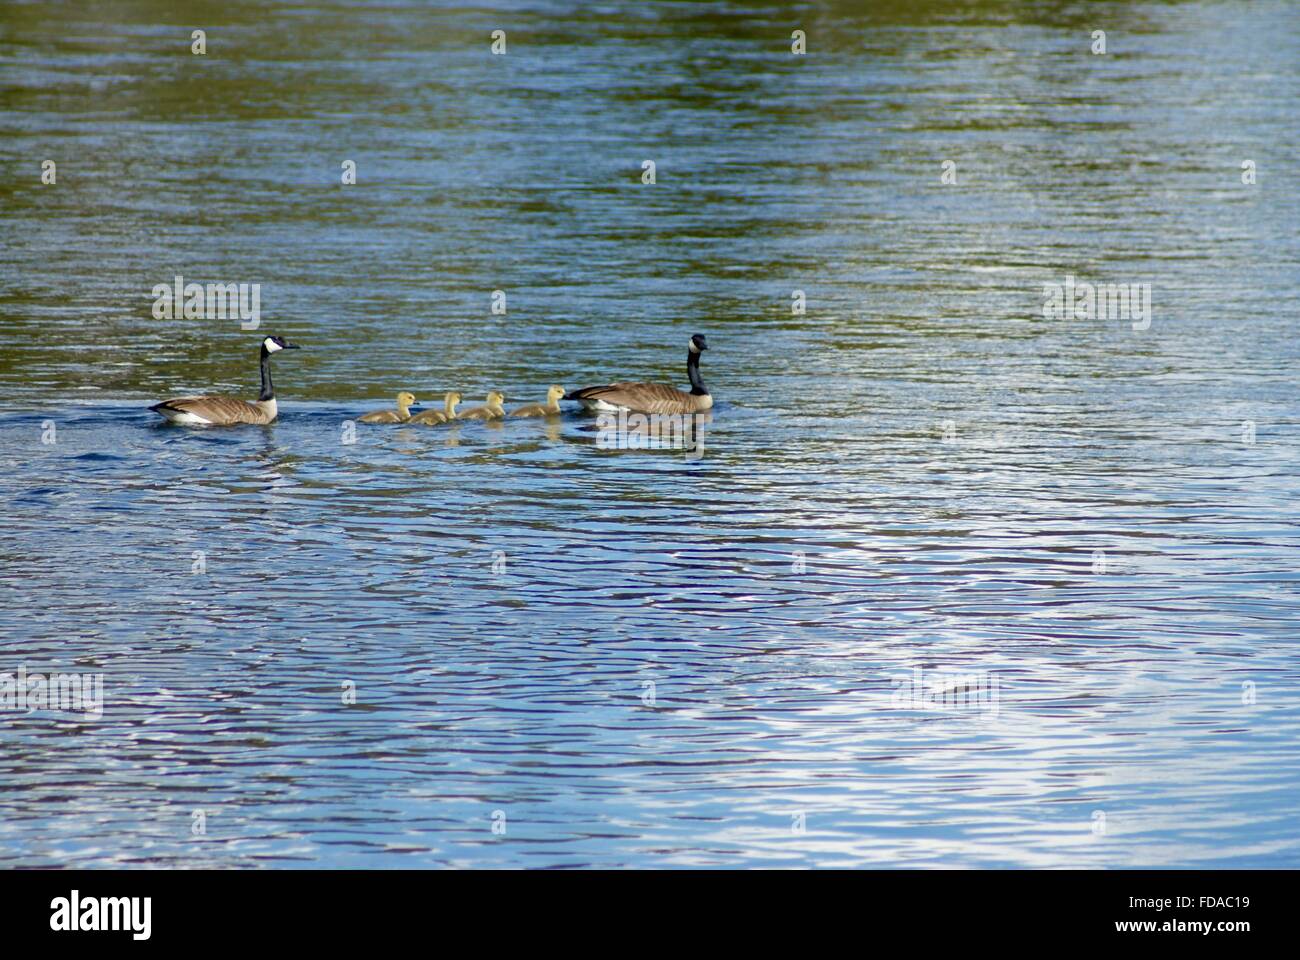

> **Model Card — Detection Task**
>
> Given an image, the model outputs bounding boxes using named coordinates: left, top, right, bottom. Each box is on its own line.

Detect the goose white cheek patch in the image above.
left=264, top=338, right=282, bottom=353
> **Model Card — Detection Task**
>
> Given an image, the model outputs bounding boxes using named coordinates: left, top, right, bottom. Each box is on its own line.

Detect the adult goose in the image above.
left=150, top=335, right=301, bottom=426
left=566, top=334, right=712, bottom=414
left=358, top=392, right=417, bottom=423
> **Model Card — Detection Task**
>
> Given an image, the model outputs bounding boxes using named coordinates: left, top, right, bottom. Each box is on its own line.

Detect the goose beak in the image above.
left=283, top=342, right=301, bottom=349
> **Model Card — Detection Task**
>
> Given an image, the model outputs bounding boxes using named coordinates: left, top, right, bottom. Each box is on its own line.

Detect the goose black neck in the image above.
left=687, top=348, right=708, bottom=396
left=258, top=347, right=274, bottom=402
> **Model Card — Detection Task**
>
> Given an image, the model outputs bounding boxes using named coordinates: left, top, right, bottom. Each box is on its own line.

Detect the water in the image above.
left=2, top=0, right=1299, bottom=868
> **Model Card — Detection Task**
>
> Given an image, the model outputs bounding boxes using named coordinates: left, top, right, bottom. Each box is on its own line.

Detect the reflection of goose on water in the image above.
left=150, top=336, right=300, bottom=426
left=566, top=334, right=712, bottom=414
left=591, top=409, right=711, bottom=451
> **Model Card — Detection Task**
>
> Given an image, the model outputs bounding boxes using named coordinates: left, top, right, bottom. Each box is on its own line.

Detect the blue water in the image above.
left=1, top=0, right=1298, bottom=867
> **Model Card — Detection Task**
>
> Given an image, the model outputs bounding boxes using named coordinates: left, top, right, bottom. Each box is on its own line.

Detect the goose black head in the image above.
left=262, top=335, right=301, bottom=354
left=689, top=333, right=709, bottom=353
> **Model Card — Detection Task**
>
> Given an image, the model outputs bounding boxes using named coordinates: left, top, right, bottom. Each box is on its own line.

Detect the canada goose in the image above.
left=566, top=334, right=712, bottom=414
left=510, top=385, right=565, bottom=418
left=408, top=391, right=462, bottom=425
left=457, top=391, right=506, bottom=420
left=358, top=391, right=417, bottom=423
left=150, top=335, right=301, bottom=426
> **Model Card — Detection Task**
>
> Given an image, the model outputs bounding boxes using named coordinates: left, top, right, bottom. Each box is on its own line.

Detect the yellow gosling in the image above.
left=358, top=391, right=417, bottom=424
left=510, top=385, right=565, bottom=418
left=458, top=391, right=506, bottom=420
left=409, top=391, right=462, bottom=425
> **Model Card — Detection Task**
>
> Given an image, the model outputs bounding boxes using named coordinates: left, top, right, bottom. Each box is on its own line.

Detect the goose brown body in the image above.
left=564, top=381, right=712, bottom=414
left=151, top=395, right=281, bottom=425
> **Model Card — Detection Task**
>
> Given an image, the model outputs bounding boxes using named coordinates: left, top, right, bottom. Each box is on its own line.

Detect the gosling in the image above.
left=409, top=391, right=462, bottom=425
left=510, top=385, right=565, bottom=418
left=458, top=391, right=506, bottom=420
left=358, top=392, right=418, bottom=423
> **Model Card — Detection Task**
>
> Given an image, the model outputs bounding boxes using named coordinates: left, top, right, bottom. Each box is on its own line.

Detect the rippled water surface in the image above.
left=1, top=0, right=1299, bottom=868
